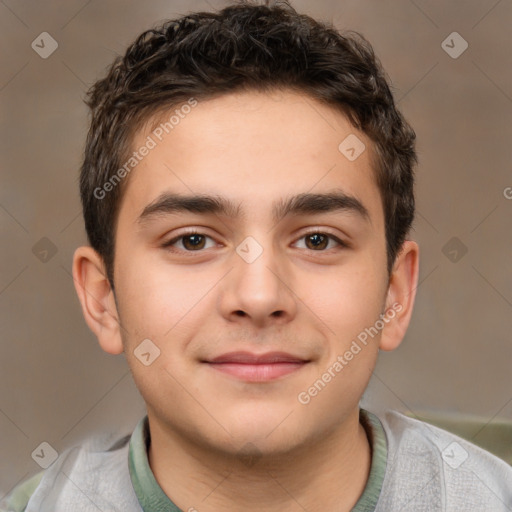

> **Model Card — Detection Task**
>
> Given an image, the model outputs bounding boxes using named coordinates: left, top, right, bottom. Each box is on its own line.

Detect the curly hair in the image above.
left=79, top=0, right=417, bottom=288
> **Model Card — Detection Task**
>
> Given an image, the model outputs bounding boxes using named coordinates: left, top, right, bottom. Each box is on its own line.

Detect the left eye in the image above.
left=294, top=232, right=345, bottom=251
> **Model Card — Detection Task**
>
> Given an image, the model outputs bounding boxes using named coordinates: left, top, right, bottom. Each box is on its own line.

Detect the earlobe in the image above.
left=72, top=246, right=124, bottom=355
left=379, top=240, right=420, bottom=352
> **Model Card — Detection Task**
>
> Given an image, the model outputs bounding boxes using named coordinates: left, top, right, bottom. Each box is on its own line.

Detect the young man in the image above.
left=4, top=1, right=512, bottom=511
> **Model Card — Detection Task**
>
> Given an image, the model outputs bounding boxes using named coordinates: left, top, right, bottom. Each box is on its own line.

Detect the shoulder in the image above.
left=1, top=471, right=45, bottom=512
left=372, top=409, right=512, bottom=511
left=1, top=429, right=133, bottom=512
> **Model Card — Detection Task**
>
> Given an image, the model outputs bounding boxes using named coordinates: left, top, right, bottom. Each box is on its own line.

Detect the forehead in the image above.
left=118, top=89, right=383, bottom=229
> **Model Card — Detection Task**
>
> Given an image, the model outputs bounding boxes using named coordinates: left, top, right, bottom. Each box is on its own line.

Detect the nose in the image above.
left=217, top=236, right=298, bottom=328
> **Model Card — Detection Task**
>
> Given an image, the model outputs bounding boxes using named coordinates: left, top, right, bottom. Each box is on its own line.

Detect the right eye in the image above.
left=161, top=230, right=218, bottom=252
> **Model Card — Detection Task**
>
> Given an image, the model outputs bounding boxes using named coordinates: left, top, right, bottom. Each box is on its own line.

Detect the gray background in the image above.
left=1, top=0, right=511, bottom=495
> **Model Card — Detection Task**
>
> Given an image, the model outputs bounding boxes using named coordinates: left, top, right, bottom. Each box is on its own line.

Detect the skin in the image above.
left=73, top=89, right=419, bottom=512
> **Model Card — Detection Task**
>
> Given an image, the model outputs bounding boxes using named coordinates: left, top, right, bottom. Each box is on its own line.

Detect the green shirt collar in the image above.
left=353, top=408, right=388, bottom=511
left=128, top=415, right=180, bottom=511
left=128, top=408, right=387, bottom=511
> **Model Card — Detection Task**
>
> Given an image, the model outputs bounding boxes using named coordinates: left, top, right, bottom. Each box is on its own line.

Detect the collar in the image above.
left=128, top=408, right=387, bottom=511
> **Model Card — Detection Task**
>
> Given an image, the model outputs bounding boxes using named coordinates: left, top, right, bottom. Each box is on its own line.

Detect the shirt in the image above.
left=2, top=408, right=511, bottom=511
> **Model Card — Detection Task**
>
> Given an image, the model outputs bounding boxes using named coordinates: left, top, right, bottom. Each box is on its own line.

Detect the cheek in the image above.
left=310, top=260, right=387, bottom=337
left=115, top=250, right=218, bottom=343
left=114, top=256, right=209, bottom=404
left=296, top=265, right=385, bottom=418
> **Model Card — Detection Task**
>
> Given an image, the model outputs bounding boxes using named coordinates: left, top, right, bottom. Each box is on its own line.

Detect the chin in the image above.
left=218, top=409, right=308, bottom=454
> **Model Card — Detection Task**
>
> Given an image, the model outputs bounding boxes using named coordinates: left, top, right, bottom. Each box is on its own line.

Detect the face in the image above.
left=100, top=90, right=397, bottom=455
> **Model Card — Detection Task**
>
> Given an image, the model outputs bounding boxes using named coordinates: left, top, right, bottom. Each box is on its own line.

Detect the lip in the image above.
left=208, top=351, right=308, bottom=364
left=204, top=351, right=310, bottom=382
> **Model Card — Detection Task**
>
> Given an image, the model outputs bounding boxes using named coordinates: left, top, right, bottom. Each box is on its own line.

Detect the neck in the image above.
left=147, top=408, right=372, bottom=512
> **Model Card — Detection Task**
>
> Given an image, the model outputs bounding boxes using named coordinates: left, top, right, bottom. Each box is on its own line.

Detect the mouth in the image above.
left=203, top=351, right=311, bottom=382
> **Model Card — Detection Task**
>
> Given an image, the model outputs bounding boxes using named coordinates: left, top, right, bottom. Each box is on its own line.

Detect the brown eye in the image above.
left=294, top=231, right=346, bottom=251
left=162, top=231, right=216, bottom=252
left=305, top=233, right=329, bottom=250
left=181, top=234, right=206, bottom=250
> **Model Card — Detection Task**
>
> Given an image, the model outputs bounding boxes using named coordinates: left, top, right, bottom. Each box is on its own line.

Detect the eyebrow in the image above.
left=136, top=190, right=371, bottom=226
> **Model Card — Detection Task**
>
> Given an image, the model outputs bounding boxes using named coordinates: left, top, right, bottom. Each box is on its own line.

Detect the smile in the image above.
left=204, top=351, right=310, bottom=382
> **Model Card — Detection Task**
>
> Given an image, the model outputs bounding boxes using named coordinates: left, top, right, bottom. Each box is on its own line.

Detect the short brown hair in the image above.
left=79, top=0, right=417, bottom=288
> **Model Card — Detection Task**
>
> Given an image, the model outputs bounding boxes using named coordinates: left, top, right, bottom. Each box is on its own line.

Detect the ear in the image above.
left=72, top=246, right=124, bottom=355
left=379, top=240, right=419, bottom=351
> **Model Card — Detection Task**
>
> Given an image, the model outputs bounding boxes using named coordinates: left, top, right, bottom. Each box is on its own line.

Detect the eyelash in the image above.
left=160, top=229, right=348, bottom=254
